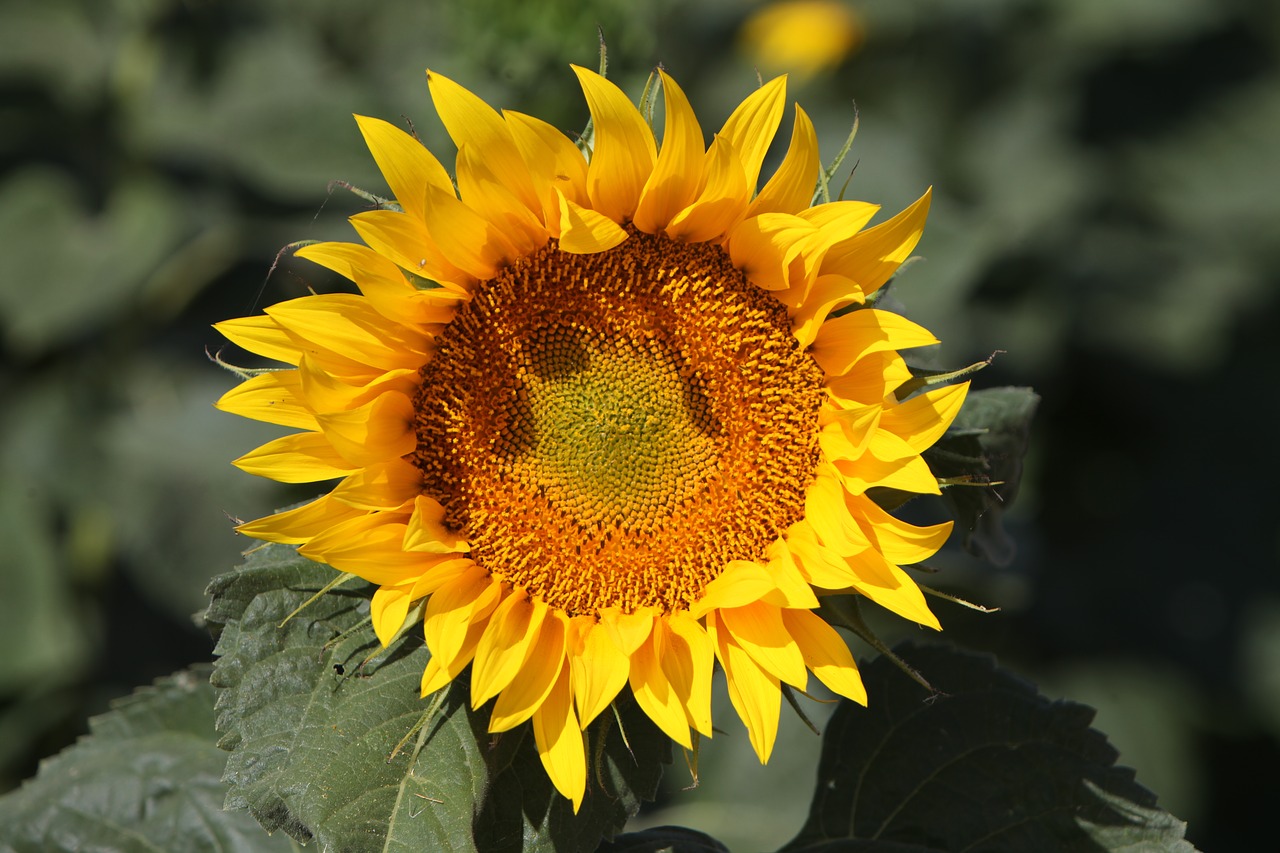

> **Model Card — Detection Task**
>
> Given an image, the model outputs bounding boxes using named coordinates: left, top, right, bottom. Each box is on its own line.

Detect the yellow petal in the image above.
left=717, top=75, right=787, bottom=192
left=371, top=583, right=415, bottom=647
left=422, top=183, right=518, bottom=280
left=402, top=494, right=468, bottom=554
left=599, top=606, right=656, bottom=656
left=823, top=188, right=931, bottom=295
left=420, top=616, right=486, bottom=696
left=665, top=134, right=750, bottom=243
left=455, top=142, right=548, bottom=259
left=314, top=390, right=416, bottom=466
left=427, top=70, right=541, bottom=216
left=720, top=601, right=808, bottom=688
left=880, top=381, right=969, bottom=453
left=785, top=526, right=858, bottom=589
left=747, top=104, right=820, bottom=217
left=711, top=611, right=781, bottom=763
left=826, top=351, right=911, bottom=406
left=295, top=354, right=419, bottom=415
left=633, top=70, right=705, bottom=234
left=847, top=555, right=940, bottom=629
left=572, top=65, right=657, bottom=223
left=214, top=316, right=301, bottom=365
left=504, top=109, right=590, bottom=232
left=629, top=623, right=692, bottom=749
left=666, top=611, right=714, bottom=737
left=835, top=445, right=941, bottom=496
left=818, top=404, right=881, bottom=463
left=760, top=539, right=820, bottom=609
left=810, top=308, right=939, bottom=377
left=726, top=212, right=818, bottom=292
left=555, top=189, right=629, bottom=253
left=331, top=458, right=424, bottom=510
left=489, top=611, right=567, bottom=732
left=294, top=241, right=463, bottom=327
left=687, top=561, right=779, bottom=619
left=216, top=369, right=316, bottom=430
left=532, top=666, right=586, bottom=812
left=235, top=495, right=365, bottom=545
left=266, top=294, right=430, bottom=371
left=780, top=609, right=867, bottom=704
left=848, top=493, right=953, bottom=565
left=301, top=513, right=433, bottom=585
left=354, top=114, right=455, bottom=223
left=424, top=566, right=502, bottom=670
left=861, top=426, right=917, bottom=462
left=787, top=273, right=861, bottom=349
left=568, top=616, right=630, bottom=728
left=471, top=594, right=548, bottom=706
left=233, top=431, right=357, bottom=483
left=407, top=558, right=477, bottom=601
left=799, top=199, right=881, bottom=233
left=348, top=209, right=473, bottom=290
left=804, top=467, right=871, bottom=555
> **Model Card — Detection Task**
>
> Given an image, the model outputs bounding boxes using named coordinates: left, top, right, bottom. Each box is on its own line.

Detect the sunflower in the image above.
left=216, top=66, right=966, bottom=811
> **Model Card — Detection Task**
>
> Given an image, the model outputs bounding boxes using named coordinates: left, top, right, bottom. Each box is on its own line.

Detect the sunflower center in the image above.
left=508, top=323, right=719, bottom=532
left=411, top=231, right=826, bottom=616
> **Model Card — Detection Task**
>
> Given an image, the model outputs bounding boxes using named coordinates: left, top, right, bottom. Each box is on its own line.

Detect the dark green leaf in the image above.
left=207, top=543, right=668, bottom=853
left=783, top=644, right=1197, bottom=853
left=598, top=825, right=731, bottom=853
left=0, top=667, right=299, bottom=853
left=923, top=386, right=1039, bottom=566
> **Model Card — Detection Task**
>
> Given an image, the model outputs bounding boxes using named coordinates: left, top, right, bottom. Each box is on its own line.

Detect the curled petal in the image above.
left=315, top=391, right=416, bottom=466
left=634, top=70, right=705, bottom=234
left=572, top=65, right=657, bottom=222
left=822, top=188, right=932, bottom=295
left=747, top=104, right=820, bottom=217
left=880, top=381, right=970, bottom=452
left=717, top=75, right=787, bottom=191
left=811, top=309, right=939, bottom=377
left=556, top=189, right=629, bottom=253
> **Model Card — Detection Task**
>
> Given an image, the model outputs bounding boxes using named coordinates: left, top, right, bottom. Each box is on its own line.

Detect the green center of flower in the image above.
left=506, top=324, right=719, bottom=532
left=411, top=231, right=827, bottom=615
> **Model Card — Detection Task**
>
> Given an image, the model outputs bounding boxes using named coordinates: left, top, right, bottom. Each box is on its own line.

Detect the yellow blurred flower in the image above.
left=739, top=0, right=866, bottom=79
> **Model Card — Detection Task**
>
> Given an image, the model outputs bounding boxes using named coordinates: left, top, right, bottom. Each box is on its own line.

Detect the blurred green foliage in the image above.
left=1, top=0, right=1276, bottom=850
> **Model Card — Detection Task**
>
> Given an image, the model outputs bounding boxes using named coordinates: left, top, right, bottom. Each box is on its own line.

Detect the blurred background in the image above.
left=1, top=0, right=1276, bottom=849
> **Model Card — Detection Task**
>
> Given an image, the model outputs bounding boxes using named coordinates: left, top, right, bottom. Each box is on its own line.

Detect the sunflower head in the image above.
left=216, top=65, right=966, bottom=812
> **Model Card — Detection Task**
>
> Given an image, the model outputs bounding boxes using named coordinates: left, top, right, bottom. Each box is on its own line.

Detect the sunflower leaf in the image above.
left=598, top=825, right=731, bottom=852
left=0, top=667, right=300, bottom=853
left=782, top=643, right=1198, bottom=853
left=207, top=543, right=668, bottom=853
left=923, top=385, right=1039, bottom=566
